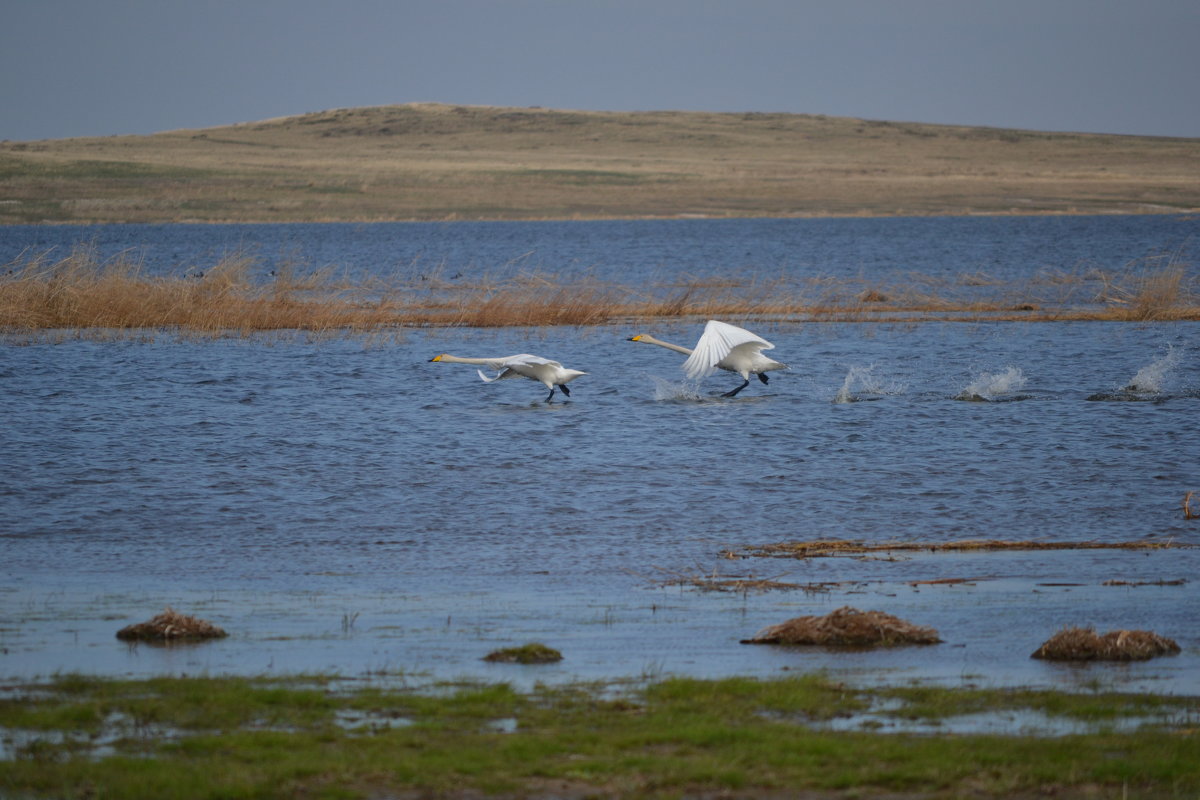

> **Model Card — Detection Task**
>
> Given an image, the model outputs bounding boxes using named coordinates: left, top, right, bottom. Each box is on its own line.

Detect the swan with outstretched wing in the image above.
left=429, top=353, right=586, bottom=402
left=628, top=320, right=785, bottom=397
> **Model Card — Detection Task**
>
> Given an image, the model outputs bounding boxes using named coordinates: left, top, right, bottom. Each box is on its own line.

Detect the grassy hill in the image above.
left=2, top=102, right=1198, bottom=224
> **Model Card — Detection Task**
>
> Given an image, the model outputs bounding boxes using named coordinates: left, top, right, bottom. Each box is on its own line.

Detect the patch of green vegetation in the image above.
left=483, top=642, right=563, bottom=663
left=1, top=673, right=1197, bottom=798
left=880, top=683, right=1186, bottom=724
left=507, top=168, right=658, bottom=185
left=0, top=157, right=217, bottom=182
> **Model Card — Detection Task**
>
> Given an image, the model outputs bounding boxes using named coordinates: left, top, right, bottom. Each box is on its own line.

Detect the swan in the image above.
left=628, top=319, right=786, bottom=397
left=428, top=353, right=586, bottom=402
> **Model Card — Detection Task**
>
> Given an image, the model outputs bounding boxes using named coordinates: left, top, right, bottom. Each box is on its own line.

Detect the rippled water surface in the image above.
left=2, top=216, right=1198, bottom=693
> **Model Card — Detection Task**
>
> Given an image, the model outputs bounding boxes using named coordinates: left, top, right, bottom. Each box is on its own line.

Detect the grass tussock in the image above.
left=1031, top=626, right=1181, bottom=661
left=741, top=606, right=942, bottom=646
left=482, top=642, right=564, bottom=664
left=115, top=607, right=227, bottom=642
left=741, top=537, right=1187, bottom=560
left=2, top=247, right=1197, bottom=338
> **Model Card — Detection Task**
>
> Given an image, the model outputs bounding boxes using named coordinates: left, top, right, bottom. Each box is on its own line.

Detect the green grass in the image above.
left=1, top=673, right=1197, bottom=798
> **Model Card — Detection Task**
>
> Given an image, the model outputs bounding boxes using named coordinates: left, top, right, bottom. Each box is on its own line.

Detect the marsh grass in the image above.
left=482, top=642, right=564, bottom=663
left=2, top=247, right=1197, bottom=338
left=1, top=673, right=1197, bottom=799
left=741, top=537, right=1189, bottom=561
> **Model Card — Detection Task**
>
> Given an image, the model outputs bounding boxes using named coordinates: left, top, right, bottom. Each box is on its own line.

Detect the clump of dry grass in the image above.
left=482, top=642, right=563, bottom=663
left=741, top=606, right=942, bottom=647
left=1093, top=252, right=1198, bottom=321
left=1031, top=627, right=1180, bottom=661
left=115, top=607, right=228, bottom=642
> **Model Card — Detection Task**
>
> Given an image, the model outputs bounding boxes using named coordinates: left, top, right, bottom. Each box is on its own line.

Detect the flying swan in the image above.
left=428, top=353, right=587, bottom=402
left=628, top=319, right=786, bottom=397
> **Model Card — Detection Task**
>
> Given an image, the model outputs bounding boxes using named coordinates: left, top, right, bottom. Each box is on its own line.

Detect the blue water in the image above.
left=1, top=216, right=1198, bottom=693
left=3, top=214, right=1196, bottom=288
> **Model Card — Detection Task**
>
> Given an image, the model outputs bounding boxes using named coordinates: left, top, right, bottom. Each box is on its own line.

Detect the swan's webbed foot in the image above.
left=722, top=379, right=751, bottom=398
left=559, top=384, right=571, bottom=397
left=758, top=373, right=769, bottom=385
left=544, top=387, right=556, bottom=403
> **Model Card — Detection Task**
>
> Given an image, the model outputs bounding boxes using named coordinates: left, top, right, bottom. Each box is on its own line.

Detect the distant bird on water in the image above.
left=428, top=353, right=587, bottom=402
left=628, top=319, right=786, bottom=397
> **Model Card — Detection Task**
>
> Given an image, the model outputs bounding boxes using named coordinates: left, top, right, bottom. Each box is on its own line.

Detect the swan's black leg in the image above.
left=544, top=387, right=556, bottom=402
left=559, top=384, right=571, bottom=397
left=758, top=373, right=770, bottom=385
left=722, top=379, right=750, bottom=398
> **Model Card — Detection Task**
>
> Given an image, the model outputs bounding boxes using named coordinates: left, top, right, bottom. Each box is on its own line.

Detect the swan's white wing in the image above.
left=478, top=355, right=564, bottom=384
left=500, top=354, right=560, bottom=368
left=477, top=367, right=527, bottom=383
left=681, top=320, right=773, bottom=379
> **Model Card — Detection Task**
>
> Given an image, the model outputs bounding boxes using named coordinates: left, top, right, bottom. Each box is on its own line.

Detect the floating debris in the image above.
left=1102, top=578, right=1187, bottom=587
left=483, top=643, right=563, bottom=664
left=1031, top=627, right=1180, bottom=661
left=741, top=606, right=942, bottom=647
left=115, top=607, right=227, bottom=642
left=740, top=538, right=1186, bottom=561
left=645, top=564, right=836, bottom=594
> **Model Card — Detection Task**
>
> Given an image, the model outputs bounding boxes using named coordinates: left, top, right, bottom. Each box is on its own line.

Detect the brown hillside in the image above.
left=2, top=102, right=1198, bottom=224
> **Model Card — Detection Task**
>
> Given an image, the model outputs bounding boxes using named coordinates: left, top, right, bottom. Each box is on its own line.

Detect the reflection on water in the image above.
left=2, top=320, right=1197, bottom=693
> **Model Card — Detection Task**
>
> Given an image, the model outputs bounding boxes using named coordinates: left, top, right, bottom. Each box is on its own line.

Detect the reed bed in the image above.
left=2, top=248, right=1197, bottom=337
left=740, top=537, right=1186, bottom=560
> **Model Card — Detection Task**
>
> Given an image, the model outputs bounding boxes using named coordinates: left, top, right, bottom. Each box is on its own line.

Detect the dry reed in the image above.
left=644, top=564, right=835, bottom=594
left=2, top=247, right=1197, bottom=336
left=741, top=606, right=942, bottom=647
left=115, top=607, right=227, bottom=642
left=740, top=538, right=1186, bottom=561
left=1030, top=627, right=1180, bottom=661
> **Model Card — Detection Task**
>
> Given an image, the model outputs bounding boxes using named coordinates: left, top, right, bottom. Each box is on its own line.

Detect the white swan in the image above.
left=428, top=353, right=587, bottom=402
left=628, top=319, right=786, bottom=397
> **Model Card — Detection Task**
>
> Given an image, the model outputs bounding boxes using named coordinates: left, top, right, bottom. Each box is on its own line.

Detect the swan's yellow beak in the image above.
left=429, top=354, right=445, bottom=362
left=628, top=334, right=643, bottom=342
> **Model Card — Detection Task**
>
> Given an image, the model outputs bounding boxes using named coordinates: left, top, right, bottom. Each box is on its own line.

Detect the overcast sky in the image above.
left=3, top=0, right=1198, bottom=141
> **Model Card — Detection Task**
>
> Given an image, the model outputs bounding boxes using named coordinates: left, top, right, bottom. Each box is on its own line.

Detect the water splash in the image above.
left=833, top=364, right=902, bottom=403
left=955, top=366, right=1027, bottom=402
left=1124, top=346, right=1181, bottom=394
left=650, top=376, right=703, bottom=402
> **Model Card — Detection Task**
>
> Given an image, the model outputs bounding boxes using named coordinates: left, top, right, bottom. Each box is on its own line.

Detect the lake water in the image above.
left=2, top=215, right=1198, bottom=694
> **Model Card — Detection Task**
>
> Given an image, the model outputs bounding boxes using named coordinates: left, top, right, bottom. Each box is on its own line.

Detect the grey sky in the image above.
left=3, top=0, right=1198, bottom=141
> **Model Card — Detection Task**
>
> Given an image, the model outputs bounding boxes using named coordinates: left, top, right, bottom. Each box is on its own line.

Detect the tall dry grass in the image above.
left=2, top=247, right=1197, bottom=338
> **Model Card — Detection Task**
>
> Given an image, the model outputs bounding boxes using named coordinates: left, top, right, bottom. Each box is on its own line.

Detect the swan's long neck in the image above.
left=431, top=354, right=494, bottom=365
left=634, top=335, right=693, bottom=356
